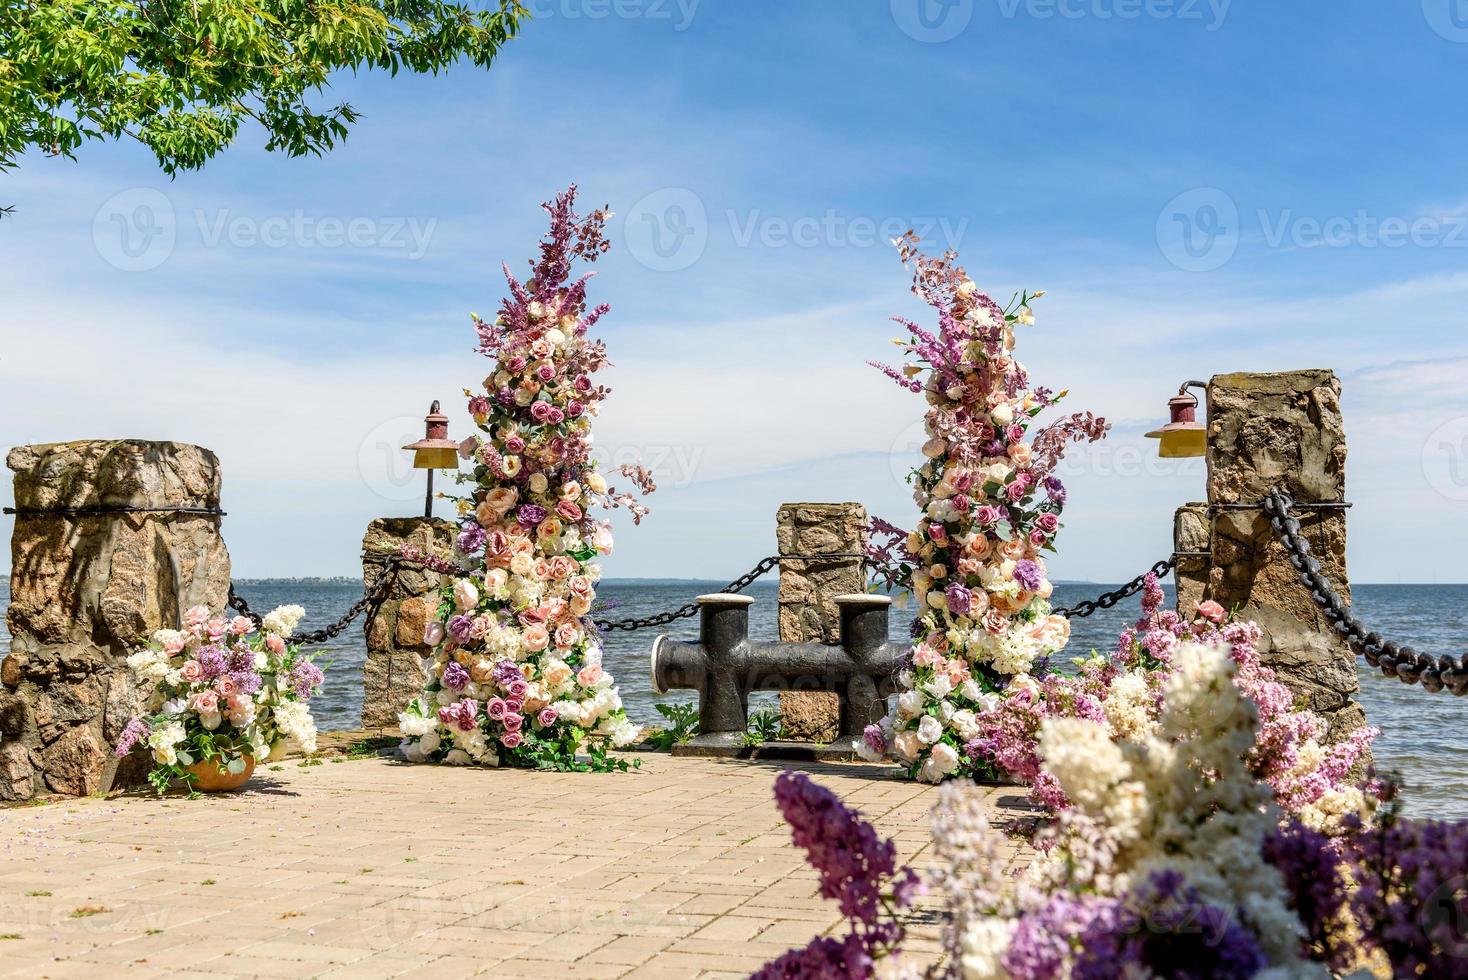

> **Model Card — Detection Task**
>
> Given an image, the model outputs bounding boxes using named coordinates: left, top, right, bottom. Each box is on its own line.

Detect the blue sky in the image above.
left=4, top=0, right=1468, bottom=583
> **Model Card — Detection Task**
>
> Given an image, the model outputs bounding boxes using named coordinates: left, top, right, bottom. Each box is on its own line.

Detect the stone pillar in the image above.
left=1, top=441, right=230, bottom=800
left=360, top=518, right=458, bottom=732
left=775, top=502, right=868, bottom=742
left=1173, top=370, right=1364, bottom=739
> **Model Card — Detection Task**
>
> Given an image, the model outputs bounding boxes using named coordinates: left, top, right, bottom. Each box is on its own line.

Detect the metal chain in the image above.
left=1263, top=488, right=1468, bottom=695
left=1053, top=558, right=1178, bottom=619
left=227, top=557, right=402, bottom=647
left=592, top=552, right=870, bottom=632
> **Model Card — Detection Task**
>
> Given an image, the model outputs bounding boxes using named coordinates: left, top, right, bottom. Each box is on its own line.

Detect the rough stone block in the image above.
left=779, top=691, right=840, bottom=743
left=5, top=441, right=230, bottom=800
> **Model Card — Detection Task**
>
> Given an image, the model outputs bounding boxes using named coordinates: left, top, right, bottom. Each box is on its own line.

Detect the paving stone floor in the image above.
left=0, top=755, right=1037, bottom=978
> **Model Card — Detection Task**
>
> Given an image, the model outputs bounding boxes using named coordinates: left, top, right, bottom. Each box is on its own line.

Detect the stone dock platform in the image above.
left=0, top=755, right=1037, bottom=979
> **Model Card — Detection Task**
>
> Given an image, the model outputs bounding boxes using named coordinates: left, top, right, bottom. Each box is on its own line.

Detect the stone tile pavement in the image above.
left=0, top=755, right=1038, bottom=978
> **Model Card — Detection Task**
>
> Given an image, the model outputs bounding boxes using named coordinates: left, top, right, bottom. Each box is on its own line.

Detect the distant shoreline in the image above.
left=213, top=578, right=1468, bottom=588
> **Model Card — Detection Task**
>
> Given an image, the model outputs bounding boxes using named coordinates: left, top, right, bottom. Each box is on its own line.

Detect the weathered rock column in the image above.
left=2, top=441, right=230, bottom=800
left=775, top=502, right=868, bottom=742
left=1172, top=370, right=1364, bottom=739
left=360, top=518, right=457, bottom=732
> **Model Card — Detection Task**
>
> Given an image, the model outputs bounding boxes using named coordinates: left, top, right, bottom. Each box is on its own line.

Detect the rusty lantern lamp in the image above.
left=1146, top=381, right=1208, bottom=459
left=403, top=400, right=458, bottom=517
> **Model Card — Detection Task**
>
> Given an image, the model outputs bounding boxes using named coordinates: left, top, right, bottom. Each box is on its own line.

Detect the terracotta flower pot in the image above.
left=185, top=756, right=256, bottom=792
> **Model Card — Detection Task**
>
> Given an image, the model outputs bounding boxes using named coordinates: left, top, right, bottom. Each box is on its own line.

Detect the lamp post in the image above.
left=1146, top=381, right=1208, bottom=459
left=402, top=400, right=458, bottom=518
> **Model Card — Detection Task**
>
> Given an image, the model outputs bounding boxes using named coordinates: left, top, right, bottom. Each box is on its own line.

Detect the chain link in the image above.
left=592, top=552, right=869, bottom=632
left=1053, top=558, right=1178, bottom=619
left=228, top=557, right=402, bottom=647
left=1263, top=487, right=1468, bottom=695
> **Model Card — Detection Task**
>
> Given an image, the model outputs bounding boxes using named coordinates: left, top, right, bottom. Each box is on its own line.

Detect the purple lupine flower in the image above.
left=1013, top=559, right=1043, bottom=593
left=229, top=670, right=263, bottom=696
left=1262, top=818, right=1348, bottom=969
left=945, top=584, right=973, bottom=616
left=751, top=934, right=872, bottom=980
left=289, top=660, right=325, bottom=699
left=442, top=661, right=470, bottom=692
left=516, top=504, right=547, bottom=527
left=196, top=646, right=229, bottom=679
left=457, top=524, right=488, bottom=555
left=771, top=770, right=898, bottom=926
left=447, top=614, right=474, bottom=644
left=114, top=717, right=151, bottom=758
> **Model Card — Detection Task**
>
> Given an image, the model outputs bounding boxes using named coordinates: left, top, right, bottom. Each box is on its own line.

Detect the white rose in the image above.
left=897, top=691, right=925, bottom=719
left=990, top=403, right=1014, bottom=426
left=930, top=741, right=960, bottom=774
left=453, top=579, right=480, bottom=612
left=951, top=709, right=979, bottom=740
left=443, top=749, right=471, bottom=767
left=960, top=679, right=983, bottom=702
left=917, top=715, right=943, bottom=745
left=925, top=675, right=954, bottom=700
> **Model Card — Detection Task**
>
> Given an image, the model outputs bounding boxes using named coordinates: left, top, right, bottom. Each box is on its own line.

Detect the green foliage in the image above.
left=0, top=0, right=528, bottom=174
left=644, top=702, right=699, bottom=750
left=742, top=707, right=784, bottom=748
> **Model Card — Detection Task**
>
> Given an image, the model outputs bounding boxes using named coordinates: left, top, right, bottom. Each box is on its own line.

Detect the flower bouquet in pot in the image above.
left=116, top=604, right=324, bottom=794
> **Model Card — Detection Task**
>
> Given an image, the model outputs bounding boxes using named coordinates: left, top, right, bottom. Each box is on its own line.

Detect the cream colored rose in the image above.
left=586, top=471, right=608, bottom=494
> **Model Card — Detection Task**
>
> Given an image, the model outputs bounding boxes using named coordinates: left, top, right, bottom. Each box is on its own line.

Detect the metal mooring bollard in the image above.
left=650, top=593, right=903, bottom=757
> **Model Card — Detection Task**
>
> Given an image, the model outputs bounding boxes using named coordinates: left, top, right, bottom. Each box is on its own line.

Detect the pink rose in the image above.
left=974, top=506, right=1002, bottom=526
left=179, top=660, right=204, bottom=683
left=968, top=536, right=993, bottom=560
left=538, top=708, right=558, bottom=727
left=523, top=625, right=550, bottom=652
left=266, top=634, right=286, bottom=655
left=191, top=690, right=219, bottom=713
left=216, top=676, right=239, bottom=696
left=1035, top=513, right=1060, bottom=534
left=554, top=623, right=579, bottom=649
left=567, top=401, right=585, bottom=418
left=983, top=609, right=1010, bottom=635
left=500, top=731, right=523, bottom=749
left=229, top=616, right=255, bottom=636
left=577, top=664, right=603, bottom=688
left=1029, top=528, right=1048, bottom=548
left=1196, top=600, right=1228, bottom=625
left=183, top=605, right=210, bottom=629
left=206, top=618, right=228, bottom=641
left=424, top=621, right=446, bottom=646
left=567, top=576, right=594, bottom=598
left=502, top=713, right=524, bottom=733
left=536, top=363, right=556, bottom=382
left=555, top=499, right=582, bottom=521
left=504, top=435, right=526, bottom=454
left=529, top=401, right=553, bottom=422
left=486, top=697, right=507, bottom=721
left=573, top=375, right=592, bottom=393
left=162, top=634, right=187, bottom=656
